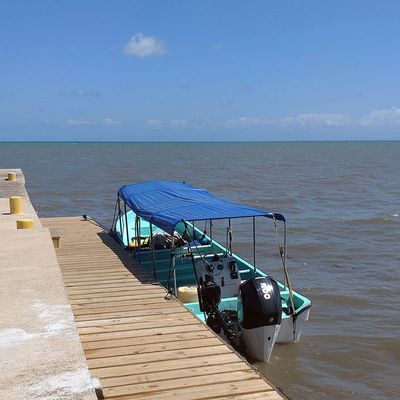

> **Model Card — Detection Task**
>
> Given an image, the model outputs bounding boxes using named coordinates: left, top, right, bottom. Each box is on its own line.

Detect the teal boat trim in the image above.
left=111, top=209, right=312, bottom=320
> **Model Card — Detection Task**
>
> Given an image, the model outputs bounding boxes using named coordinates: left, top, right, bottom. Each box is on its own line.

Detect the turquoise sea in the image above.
left=1, top=141, right=399, bottom=399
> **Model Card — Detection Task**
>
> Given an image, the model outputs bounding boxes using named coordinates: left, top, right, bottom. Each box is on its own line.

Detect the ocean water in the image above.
left=1, top=141, right=399, bottom=399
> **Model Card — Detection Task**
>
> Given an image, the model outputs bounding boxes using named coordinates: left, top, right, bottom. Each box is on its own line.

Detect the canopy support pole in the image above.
left=117, top=198, right=123, bottom=243
left=253, top=216, right=256, bottom=274
left=273, top=216, right=288, bottom=290
left=111, top=198, right=119, bottom=232
left=282, top=222, right=295, bottom=311
left=150, top=223, right=156, bottom=279
left=134, top=216, right=139, bottom=258
left=137, top=216, right=141, bottom=263
left=171, top=234, right=177, bottom=295
left=124, top=202, right=129, bottom=248
left=282, top=221, right=297, bottom=339
left=228, top=218, right=232, bottom=256
left=210, top=220, right=213, bottom=245
left=283, top=222, right=287, bottom=287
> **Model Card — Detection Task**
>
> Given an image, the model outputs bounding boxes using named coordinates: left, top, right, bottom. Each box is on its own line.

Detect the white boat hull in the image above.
left=240, top=323, right=281, bottom=362
left=276, top=308, right=311, bottom=343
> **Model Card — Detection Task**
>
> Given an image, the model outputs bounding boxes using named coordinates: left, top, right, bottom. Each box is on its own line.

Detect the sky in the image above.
left=1, top=0, right=400, bottom=141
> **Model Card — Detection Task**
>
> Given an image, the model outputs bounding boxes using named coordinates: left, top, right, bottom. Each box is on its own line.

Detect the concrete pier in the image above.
left=0, top=169, right=96, bottom=399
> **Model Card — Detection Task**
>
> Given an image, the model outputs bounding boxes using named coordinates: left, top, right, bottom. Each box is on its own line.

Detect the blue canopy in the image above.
left=118, top=180, right=285, bottom=234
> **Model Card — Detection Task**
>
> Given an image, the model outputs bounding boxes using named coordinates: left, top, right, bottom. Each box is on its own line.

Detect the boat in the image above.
left=110, top=180, right=311, bottom=362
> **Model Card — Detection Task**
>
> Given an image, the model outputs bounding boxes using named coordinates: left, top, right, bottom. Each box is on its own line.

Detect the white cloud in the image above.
left=146, top=119, right=163, bottom=128
left=143, top=107, right=400, bottom=132
left=280, top=113, right=350, bottom=127
left=147, top=119, right=188, bottom=129
left=124, top=33, right=167, bottom=58
left=169, top=119, right=187, bottom=128
left=65, top=119, right=97, bottom=126
left=65, top=118, right=120, bottom=127
left=65, top=89, right=101, bottom=98
left=103, top=117, right=121, bottom=126
left=359, top=106, right=400, bottom=126
left=73, top=89, right=86, bottom=97
left=222, top=116, right=270, bottom=128
left=147, top=114, right=348, bottom=130
left=220, top=99, right=234, bottom=106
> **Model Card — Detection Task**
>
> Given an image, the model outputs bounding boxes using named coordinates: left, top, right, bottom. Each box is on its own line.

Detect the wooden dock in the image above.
left=41, top=216, right=284, bottom=400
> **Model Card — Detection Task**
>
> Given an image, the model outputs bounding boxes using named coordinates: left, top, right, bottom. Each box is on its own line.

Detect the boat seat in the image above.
left=128, top=236, right=150, bottom=248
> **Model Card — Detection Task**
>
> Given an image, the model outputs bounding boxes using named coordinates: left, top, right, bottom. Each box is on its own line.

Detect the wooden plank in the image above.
left=73, top=302, right=180, bottom=317
left=66, top=282, right=159, bottom=292
left=74, top=305, right=185, bottom=323
left=216, top=392, right=284, bottom=400
left=56, top=259, right=134, bottom=265
left=67, top=287, right=162, bottom=297
left=64, top=274, right=136, bottom=284
left=75, top=312, right=195, bottom=329
left=100, top=362, right=249, bottom=388
left=62, top=268, right=132, bottom=275
left=72, top=298, right=174, bottom=311
left=82, top=330, right=215, bottom=351
left=65, top=278, right=144, bottom=287
left=107, top=379, right=272, bottom=400
left=90, top=353, right=242, bottom=379
left=64, top=275, right=135, bottom=284
left=69, top=292, right=166, bottom=304
left=40, top=216, right=283, bottom=400
left=62, top=269, right=137, bottom=276
left=76, top=312, right=198, bottom=334
left=103, top=370, right=259, bottom=398
left=77, top=316, right=200, bottom=335
left=86, top=345, right=230, bottom=369
left=85, top=337, right=223, bottom=359
left=79, top=323, right=206, bottom=343
left=66, top=282, right=162, bottom=293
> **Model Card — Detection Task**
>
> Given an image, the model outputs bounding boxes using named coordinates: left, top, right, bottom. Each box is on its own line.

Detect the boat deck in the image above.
left=41, top=216, right=284, bottom=400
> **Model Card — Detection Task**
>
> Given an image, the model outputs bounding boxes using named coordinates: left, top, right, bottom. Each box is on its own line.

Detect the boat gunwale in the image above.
left=111, top=210, right=312, bottom=316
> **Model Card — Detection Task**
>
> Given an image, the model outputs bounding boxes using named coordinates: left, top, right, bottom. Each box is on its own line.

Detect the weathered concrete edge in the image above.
left=0, top=169, right=97, bottom=400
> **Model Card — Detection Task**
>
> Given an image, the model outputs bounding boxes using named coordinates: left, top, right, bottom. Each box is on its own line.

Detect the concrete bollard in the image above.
left=7, top=172, right=17, bottom=181
left=9, top=196, right=24, bottom=214
left=17, top=219, right=34, bottom=229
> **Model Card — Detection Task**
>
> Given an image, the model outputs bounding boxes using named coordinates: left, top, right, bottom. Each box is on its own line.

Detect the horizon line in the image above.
left=0, top=139, right=399, bottom=144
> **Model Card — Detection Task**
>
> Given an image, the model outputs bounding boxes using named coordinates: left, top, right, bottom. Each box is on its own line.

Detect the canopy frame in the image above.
left=113, top=180, right=289, bottom=297
left=117, top=180, right=285, bottom=236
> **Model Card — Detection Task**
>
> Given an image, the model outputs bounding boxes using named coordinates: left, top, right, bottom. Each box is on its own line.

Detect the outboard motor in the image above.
left=197, top=275, right=240, bottom=345
left=198, top=275, right=222, bottom=333
left=238, top=276, right=282, bottom=362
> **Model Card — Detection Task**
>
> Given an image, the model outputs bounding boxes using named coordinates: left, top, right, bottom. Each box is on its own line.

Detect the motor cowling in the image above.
left=197, top=275, right=223, bottom=334
left=198, top=275, right=221, bottom=314
left=239, top=276, right=282, bottom=329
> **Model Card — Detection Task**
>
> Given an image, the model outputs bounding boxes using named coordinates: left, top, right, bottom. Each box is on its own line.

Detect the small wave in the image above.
left=311, top=293, right=371, bottom=307
left=345, top=213, right=400, bottom=225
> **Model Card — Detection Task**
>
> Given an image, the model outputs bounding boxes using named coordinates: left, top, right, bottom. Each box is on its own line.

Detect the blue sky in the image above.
left=1, top=0, right=400, bottom=141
